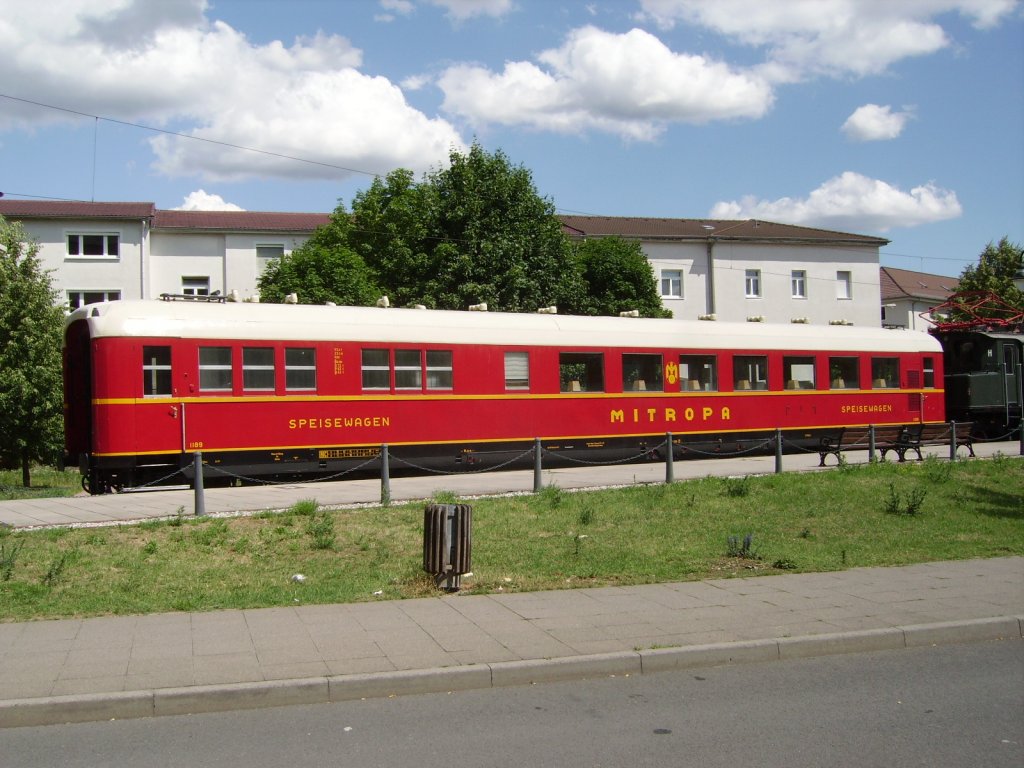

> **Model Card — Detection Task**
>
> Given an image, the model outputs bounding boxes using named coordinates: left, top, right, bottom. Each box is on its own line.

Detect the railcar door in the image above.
left=62, top=319, right=93, bottom=470
left=1003, top=341, right=1021, bottom=425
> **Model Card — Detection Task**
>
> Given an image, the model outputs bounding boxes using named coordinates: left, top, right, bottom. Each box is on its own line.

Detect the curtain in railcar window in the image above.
left=504, top=351, right=530, bottom=390
left=426, top=350, right=452, bottom=390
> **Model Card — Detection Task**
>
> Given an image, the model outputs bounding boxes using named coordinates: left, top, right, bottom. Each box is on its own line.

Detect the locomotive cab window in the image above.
left=243, top=347, right=275, bottom=391
left=680, top=354, right=717, bottom=391
left=829, top=357, right=859, bottom=389
left=623, top=354, right=663, bottom=391
left=285, top=348, right=316, bottom=391
left=504, top=352, right=530, bottom=390
left=142, top=346, right=171, bottom=397
left=783, top=356, right=816, bottom=390
left=871, top=358, right=899, bottom=389
left=199, top=347, right=232, bottom=391
left=734, top=355, right=768, bottom=390
left=560, top=352, right=604, bottom=392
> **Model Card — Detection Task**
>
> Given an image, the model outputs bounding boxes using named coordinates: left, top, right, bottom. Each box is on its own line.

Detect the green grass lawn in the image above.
left=1, top=455, right=1021, bottom=622
left=0, top=466, right=80, bottom=501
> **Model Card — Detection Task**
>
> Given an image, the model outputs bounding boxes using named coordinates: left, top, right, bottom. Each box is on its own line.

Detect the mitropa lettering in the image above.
left=610, top=406, right=731, bottom=424
left=289, top=416, right=391, bottom=429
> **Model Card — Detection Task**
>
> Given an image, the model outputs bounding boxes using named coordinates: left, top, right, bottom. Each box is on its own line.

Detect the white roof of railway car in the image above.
left=67, top=299, right=941, bottom=353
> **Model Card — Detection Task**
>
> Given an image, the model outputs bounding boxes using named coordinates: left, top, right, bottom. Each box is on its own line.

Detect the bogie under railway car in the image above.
left=64, top=299, right=946, bottom=494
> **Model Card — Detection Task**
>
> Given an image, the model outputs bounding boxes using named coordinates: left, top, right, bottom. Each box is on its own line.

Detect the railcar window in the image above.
left=285, top=348, right=316, bottom=391
left=242, top=347, right=275, bottom=391
left=142, top=346, right=171, bottom=397
left=623, top=354, right=663, bottom=391
left=783, top=356, right=816, bottom=389
left=734, top=355, right=768, bottom=390
left=871, top=358, right=899, bottom=389
left=560, top=352, right=604, bottom=392
left=395, top=349, right=423, bottom=390
left=829, top=357, right=859, bottom=389
left=199, top=347, right=233, bottom=391
left=679, top=354, right=717, bottom=391
left=426, top=350, right=453, bottom=390
left=362, top=349, right=390, bottom=390
left=504, top=352, right=530, bottom=390
left=923, top=357, right=935, bottom=388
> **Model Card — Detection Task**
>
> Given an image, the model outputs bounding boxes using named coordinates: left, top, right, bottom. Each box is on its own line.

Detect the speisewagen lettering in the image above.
left=289, top=416, right=391, bottom=429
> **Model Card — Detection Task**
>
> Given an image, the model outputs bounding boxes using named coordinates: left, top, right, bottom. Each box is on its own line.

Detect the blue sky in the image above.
left=1, top=0, right=1021, bottom=277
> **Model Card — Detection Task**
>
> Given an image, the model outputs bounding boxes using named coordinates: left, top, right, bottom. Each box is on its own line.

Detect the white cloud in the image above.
left=709, top=172, right=963, bottom=232
left=0, top=0, right=465, bottom=181
left=174, top=190, right=244, bottom=211
left=842, top=104, right=913, bottom=141
left=427, top=0, right=515, bottom=20
left=438, top=26, right=773, bottom=139
left=637, top=0, right=1020, bottom=80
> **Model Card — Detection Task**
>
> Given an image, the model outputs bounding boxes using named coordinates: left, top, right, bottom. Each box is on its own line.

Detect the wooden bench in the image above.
left=886, top=422, right=976, bottom=462
left=817, top=425, right=904, bottom=466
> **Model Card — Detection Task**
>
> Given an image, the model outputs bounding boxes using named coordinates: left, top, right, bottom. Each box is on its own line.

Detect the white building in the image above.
left=1, top=201, right=887, bottom=325
left=879, top=266, right=960, bottom=331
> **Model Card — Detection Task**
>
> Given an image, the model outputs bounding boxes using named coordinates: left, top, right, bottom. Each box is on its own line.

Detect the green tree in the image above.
left=257, top=210, right=381, bottom=305
left=350, top=144, right=586, bottom=313
left=572, top=236, right=672, bottom=317
left=0, top=216, right=65, bottom=486
left=953, top=237, right=1024, bottom=319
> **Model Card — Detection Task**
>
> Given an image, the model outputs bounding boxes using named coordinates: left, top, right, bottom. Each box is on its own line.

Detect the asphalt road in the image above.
left=7, top=640, right=1021, bottom=767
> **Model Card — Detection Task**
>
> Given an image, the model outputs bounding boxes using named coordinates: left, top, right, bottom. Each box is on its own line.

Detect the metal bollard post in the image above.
left=949, top=421, right=957, bottom=462
left=868, top=424, right=877, bottom=462
left=193, top=451, right=205, bottom=516
left=380, top=444, right=391, bottom=505
left=533, top=438, right=543, bottom=493
left=775, top=428, right=783, bottom=473
left=665, top=432, right=674, bottom=484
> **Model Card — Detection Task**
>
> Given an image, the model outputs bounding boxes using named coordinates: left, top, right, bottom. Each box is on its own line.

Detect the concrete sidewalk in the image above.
left=1, top=557, right=1021, bottom=728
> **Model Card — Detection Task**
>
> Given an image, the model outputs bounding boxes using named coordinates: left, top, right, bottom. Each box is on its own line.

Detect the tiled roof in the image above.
left=880, top=266, right=960, bottom=301
left=559, top=215, right=889, bottom=245
left=153, top=210, right=332, bottom=232
left=0, top=200, right=156, bottom=219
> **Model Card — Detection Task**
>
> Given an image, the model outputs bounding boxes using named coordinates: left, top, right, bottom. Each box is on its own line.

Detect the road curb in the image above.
left=2, top=616, right=1020, bottom=729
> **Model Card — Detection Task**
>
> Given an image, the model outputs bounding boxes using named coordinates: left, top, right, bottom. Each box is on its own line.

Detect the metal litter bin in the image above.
left=423, top=504, right=472, bottom=592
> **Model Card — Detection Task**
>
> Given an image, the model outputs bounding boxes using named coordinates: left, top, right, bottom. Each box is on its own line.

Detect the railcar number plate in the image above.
left=318, top=448, right=380, bottom=459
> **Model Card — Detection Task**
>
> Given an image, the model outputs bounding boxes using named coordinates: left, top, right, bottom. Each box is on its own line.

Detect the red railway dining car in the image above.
left=63, top=298, right=946, bottom=493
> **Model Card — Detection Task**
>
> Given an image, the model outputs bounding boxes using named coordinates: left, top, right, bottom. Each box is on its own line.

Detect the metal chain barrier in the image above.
left=389, top=447, right=536, bottom=475
left=201, top=454, right=383, bottom=486
left=673, top=439, right=775, bottom=458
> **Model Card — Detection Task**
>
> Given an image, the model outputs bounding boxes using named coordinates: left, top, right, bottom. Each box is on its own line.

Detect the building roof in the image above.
left=559, top=215, right=889, bottom=246
left=0, top=200, right=156, bottom=219
left=880, top=266, right=960, bottom=302
left=152, top=210, right=332, bottom=232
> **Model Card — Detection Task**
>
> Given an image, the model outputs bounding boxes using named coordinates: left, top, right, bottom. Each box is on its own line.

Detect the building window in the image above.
left=871, top=357, right=899, bottom=388
left=829, top=357, right=859, bottom=389
left=67, top=290, right=120, bottom=309
left=362, top=349, right=390, bottom=390
left=182, top=277, right=210, bottom=296
left=836, top=270, right=853, bottom=300
left=680, top=354, right=717, bottom=391
left=142, top=346, right=171, bottom=397
left=560, top=352, right=604, bottom=392
left=242, top=347, right=275, bottom=391
left=791, top=270, right=807, bottom=299
left=285, top=348, right=316, bottom=391
left=660, top=269, right=682, bottom=298
left=67, top=233, right=119, bottom=259
left=623, top=353, right=663, bottom=391
left=199, top=347, right=233, bottom=391
left=783, top=356, right=816, bottom=389
left=504, top=352, right=530, bottom=390
left=734, top=355, right=768, bottom=390
left=257, top=245, right=284, bottom=272
left=745, top=269, right=761, bottom=298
